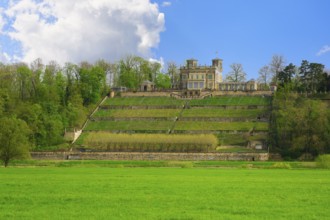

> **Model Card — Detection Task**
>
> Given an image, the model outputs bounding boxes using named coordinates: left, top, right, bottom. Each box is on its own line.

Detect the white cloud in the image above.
left=149, top=56, right=165, bottom=71
left=317, top=45, right=330, bottom=56
left=162, top=1, right=172, bottom=7
left=2, top=0, right=165, bottom=64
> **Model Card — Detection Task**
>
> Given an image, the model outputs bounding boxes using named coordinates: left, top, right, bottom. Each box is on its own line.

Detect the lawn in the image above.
left=174, top=121, right=269, bottom=131
left=85, top=120, right=174, bottom=131
left=0, top=167, right=329, bottom=219
left=190, top=96, right=272, bottom=106
left=103, top=97, right=184, bottom=106
left=181, top=108, right=267, bottom=118
left=93, top=109, right=181, bottom=118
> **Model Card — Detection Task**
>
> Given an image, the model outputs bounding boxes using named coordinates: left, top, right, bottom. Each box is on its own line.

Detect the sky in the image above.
left=0, top=0, right=329, bottom=80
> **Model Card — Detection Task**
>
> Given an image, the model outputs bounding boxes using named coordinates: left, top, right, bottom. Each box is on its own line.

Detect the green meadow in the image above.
left=103, top=96, right=184, bottom=106
left=0, top=166, right=329, bottom=219
left=189, top=96, right=272, bottom=106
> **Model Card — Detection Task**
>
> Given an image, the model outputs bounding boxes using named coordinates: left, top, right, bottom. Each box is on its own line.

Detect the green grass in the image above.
left=174, top=121, right=269, bottom=131
left=93, top=109, right=181, bottom=118
left=182, top=108, right=267, bottom=118
left=103, top=97, right=184, bottom=106
left=85, top=120, right=174, bottom=131
left=0, top=167, right=329, bottom=219
left=217, top=133, right=248, bottom=146
left=190, top=96, right=272, bottom=106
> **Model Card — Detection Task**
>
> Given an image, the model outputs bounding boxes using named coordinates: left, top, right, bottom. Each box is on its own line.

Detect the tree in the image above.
left=0, top=117, right=31, bottom=167
left=258, top=65, right=272, bottom=85
left=269, top=55, right=285, bottom=84
left=226, top=63, right=246, bottom=82
left=166, top=61, right=179, bottom=89
left=278, top=63, right=296, bottom=86
left=299, top=60, right=326, bottom=92
left=155, top=73, right=171, bottom=89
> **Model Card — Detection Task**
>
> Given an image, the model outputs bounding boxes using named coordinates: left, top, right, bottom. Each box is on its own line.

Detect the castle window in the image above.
left=194, top=82, right=198, bottom=89
left=207, top=74, right=213, bottom=79
left=188, top=82, right=193, bottom=89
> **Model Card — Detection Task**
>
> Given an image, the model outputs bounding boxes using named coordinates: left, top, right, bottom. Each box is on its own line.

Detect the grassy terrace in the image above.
left=85, top=120, right=173, bottom=131
left=93, top=109, right=181, bottom=118
left=181, top=108, right=267, bottom=118
left=103, top=97, right=184, bottom=106
left=78, top=132, right=218, bottom=152
left=189, top=96, right=272, bottom=106
left=174, top=121, right=269, bottom=131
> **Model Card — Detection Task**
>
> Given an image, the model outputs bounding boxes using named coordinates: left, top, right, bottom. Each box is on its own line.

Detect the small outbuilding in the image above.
left=140, top=80, right=155, bottom=92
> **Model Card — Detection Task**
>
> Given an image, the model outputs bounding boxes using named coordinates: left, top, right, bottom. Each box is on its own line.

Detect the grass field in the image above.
left=93, top=109, right=181, bottom=118
left=0, top=166, right=329, bottom=219
left=174, top=121, right=269, bottom=131
left=181, top=108, right=267, bottom=118
left=85, top=120, right=173, bottom=131
left=189, top=96, right=272, bottom=106
left=103, top=97, right=184, bottom=106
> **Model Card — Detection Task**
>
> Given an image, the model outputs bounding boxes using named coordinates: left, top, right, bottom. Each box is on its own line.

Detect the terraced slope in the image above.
left=77, top=96, right=271, bottom=152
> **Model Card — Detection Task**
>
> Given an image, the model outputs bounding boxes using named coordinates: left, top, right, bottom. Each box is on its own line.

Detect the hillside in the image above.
left=75, top=95, right=272, bottom=152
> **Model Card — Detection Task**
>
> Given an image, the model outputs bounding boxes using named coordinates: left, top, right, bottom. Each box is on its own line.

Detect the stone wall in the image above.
left=31, top=152, right=269, bottom=161
left=121, top=92, right=171, bottom=97
left=120, top=91, right=273, bottom=98
left=212, top=91, right=273, bottom=96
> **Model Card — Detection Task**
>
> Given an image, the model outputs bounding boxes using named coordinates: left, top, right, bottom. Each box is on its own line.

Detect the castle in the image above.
left=179, top=58, right=258, bottom=91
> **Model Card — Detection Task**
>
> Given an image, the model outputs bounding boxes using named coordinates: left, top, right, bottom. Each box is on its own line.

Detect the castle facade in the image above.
left=179, top=58, right=258, bottom=91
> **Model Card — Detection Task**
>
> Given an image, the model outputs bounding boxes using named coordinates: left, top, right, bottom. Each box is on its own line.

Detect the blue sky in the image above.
left=155, top=0, right=330, bottom=79
left=1, top=0, right=329, bottom=80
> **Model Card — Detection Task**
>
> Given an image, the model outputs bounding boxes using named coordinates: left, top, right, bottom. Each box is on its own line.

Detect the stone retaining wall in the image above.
left=121, top=92, right=171, bottom=97
left=99, top=105, right=183, bottom=109
left=120, top=91, right=273, bottom=98
left=31, top=152, right=269, bottom=161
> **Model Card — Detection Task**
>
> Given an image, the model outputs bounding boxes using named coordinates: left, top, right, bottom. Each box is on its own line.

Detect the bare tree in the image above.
left=226, top=63, right=246, bottom=82
left=258, top=65, right=272, bottom=85
left=166, top=61, right=179, bottom=89
left=270, top=55, right=285, bottom=84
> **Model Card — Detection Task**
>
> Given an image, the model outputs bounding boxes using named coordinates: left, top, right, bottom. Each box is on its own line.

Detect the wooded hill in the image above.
left=0, top=57, right=330, bottom=166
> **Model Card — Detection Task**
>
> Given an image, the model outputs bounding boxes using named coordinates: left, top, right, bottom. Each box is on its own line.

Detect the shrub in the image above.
left=316, top=154, right=330, bottom=169
left=271, top=162, right=291, bottom=169
left=167, top=161, right=194, bottom=168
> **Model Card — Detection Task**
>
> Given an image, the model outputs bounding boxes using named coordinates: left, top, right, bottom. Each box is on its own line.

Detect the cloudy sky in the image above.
left=0, top=0, right=329, bottom=79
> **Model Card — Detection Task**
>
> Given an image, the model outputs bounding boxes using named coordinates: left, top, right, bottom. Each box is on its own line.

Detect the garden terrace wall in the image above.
left=171, top=130, right=268, bottom=134
left=178, top=117, right=263, bottom=122
left=31, top=152, right=269, bottom=161
left=91, top=117, right=176, bottom=121
left=212, top=91, right=273, bottom=96
left=120, top=91, right=273, bottom=97
left=100, top=105, right=183, bottom=109
left=189, top=105, right=269, bottom=109
left=121, top=92, right=171, bottom=97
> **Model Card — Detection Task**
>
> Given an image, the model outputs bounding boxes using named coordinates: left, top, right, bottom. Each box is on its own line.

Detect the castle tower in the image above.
left=212, top=58, right=223, bottom=83
left=186, top=59, right=198, bottom=68
left=212, top=58, right=223, bottom=71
